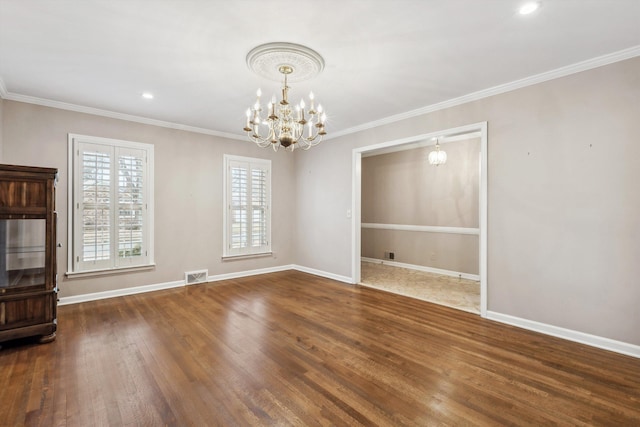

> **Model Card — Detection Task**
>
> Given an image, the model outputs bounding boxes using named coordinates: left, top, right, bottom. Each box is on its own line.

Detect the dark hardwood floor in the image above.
left=1, top=270, right=639, bottom=426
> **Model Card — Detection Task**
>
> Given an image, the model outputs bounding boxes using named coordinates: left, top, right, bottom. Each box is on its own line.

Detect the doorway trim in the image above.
left=351, top=121, right=488, bottom=317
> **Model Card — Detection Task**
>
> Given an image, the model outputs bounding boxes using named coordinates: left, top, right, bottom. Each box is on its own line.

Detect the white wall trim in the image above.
left=479, top=122, right=488, bottom=317
left=487, top=311, right=640, bottom=359
left=1, top=47, right=638, bottom=142
left=352, top=150, right=362, bottom=287
left=362, top=223, right=479, bottom=236
left=58, top=279, right=184, bottom=306
left=361, top=131, right=481, bottom=158
left=1, top=91, right=245, bottom=141
left=59, top=265, right=294, bottom=305
left=206, top=265, right=292, bottom=282
left=329, top=45, right=640, bottom=140
left=352, top=122, right=488, bottom=317
left=352, top=123, right=486, bottom=156
left=293, top=265, right=354, bottom=284
left=361, top=257, right=480, bottom=281
left=58, top=264, right=353, bottom=306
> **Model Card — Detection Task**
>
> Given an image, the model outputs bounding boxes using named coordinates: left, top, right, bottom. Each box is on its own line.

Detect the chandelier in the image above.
left=429, top=138, right=447, bottom=166
left=243, top=43, right=327, bottom=151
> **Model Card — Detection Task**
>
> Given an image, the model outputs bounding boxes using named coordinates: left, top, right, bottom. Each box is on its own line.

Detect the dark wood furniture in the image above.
left=0, top=164, right=57, bottom=345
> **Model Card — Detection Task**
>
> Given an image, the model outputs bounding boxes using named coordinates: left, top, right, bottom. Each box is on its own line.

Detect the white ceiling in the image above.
left=1, top=1, right=639, bottom=140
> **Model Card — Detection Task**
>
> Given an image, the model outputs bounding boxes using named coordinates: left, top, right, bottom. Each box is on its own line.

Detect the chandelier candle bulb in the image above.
left=300, top=100, right=306, bottom=122
left=244, top=109, right=251, bottom=131
left=309, top=92, right=315, bottom=112
left=255, top=89, right=262, bottom=110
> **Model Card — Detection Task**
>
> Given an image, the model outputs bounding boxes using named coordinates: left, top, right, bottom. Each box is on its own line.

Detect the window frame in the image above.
left=222, top=154, right=272, bottom=259
left=67, top=134, right=154, bottom=276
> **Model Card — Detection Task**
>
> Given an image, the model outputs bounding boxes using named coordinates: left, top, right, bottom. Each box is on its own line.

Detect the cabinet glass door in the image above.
left=0, top=219, right=46, bottom=288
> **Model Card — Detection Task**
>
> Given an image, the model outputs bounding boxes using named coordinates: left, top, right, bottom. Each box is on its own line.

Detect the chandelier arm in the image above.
left=298, top=124, right=323, bottom=147
left=248, top=131, right=273, bottom=148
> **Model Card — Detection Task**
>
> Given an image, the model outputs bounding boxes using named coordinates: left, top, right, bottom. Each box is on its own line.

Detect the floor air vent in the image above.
left=185, top=269, right=208, bottom=285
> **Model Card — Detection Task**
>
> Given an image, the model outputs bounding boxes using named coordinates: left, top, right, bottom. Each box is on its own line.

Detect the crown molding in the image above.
left=1, top=91, right=245, bottom=141
left=1, top=45, right=638, bottom=141
left=327, top=45, right=640, bottom=140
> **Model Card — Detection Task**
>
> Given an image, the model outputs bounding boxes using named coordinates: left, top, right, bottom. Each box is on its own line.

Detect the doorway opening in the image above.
left=351, top=122, right=488, bottom=317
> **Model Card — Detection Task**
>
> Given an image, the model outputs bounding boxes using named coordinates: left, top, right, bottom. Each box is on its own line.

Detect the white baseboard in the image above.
left=487, top=311, right=640, bottom=359
left=292, top=264, right=354, bottom=284
left=58, top=279, right=184, bottom=306
left=206, top=265, right=293, bottom=282
left=361, top=257, right=480, bottom=281
left=58, top=264, right=335, bottom=305
left=58, top=265, right=295, bottom=305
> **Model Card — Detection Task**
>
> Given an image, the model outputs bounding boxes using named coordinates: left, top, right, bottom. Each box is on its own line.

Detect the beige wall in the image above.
left=2, top=57, right=638, bottom=347
left=362, top=139, right=480, bottom=227
left=295, top=57, right=640, bottom=345
left=1, top=101, right=295, bottom=298
left=362, top=229, right=479, bottom=274
left=361, top=139, right=480, bottom=274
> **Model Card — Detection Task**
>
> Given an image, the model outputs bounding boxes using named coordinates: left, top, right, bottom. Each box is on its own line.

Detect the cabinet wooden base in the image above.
left=37, top=331, right=56, bottom=344
left=0, top=321, right=57, bottom=345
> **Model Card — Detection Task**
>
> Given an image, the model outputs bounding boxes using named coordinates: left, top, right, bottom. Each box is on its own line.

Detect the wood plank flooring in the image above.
left=1, top=270, right=639, bottom=426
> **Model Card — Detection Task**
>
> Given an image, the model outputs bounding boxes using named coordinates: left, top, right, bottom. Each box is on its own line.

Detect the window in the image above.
left=223, top=155, right=271, bottom=257
left=68, top=134, right=154, bottom=274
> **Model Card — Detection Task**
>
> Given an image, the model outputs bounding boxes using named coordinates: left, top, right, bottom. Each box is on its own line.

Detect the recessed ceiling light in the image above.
left=519, top=1, right=540, bottom=15
left=141, top=92, right=154, bottom=99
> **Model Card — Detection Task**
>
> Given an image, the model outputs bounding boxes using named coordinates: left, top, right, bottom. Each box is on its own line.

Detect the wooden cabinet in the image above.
left=0, top=164, right=57, bottom=345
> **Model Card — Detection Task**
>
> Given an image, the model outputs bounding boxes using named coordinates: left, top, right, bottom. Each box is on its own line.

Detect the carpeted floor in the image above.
left=360, top=261, right=480, bottom=314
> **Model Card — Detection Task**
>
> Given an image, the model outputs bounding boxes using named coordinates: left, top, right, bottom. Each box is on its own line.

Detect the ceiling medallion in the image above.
left=246, top=42, right=325, bottom=83
left=243, top=42, right=327, bottom=151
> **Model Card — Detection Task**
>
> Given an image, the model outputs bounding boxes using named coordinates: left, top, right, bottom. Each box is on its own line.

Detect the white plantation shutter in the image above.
left=79, top=144, right=112, bottom=270
left=230, top=164, right=248, bottom=250
left=70, top=135, right=153, bottom=273
left=251, top=166, right=268, bottom=248
left=117, top=148, right=146, bottom=266
left=224, top=156, right=271, bottom=257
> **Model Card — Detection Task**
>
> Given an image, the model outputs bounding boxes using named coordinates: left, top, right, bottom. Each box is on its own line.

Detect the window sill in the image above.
left=65, top=263, right=156, bottom=279
left=222, top=252, right=273, bottom=261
